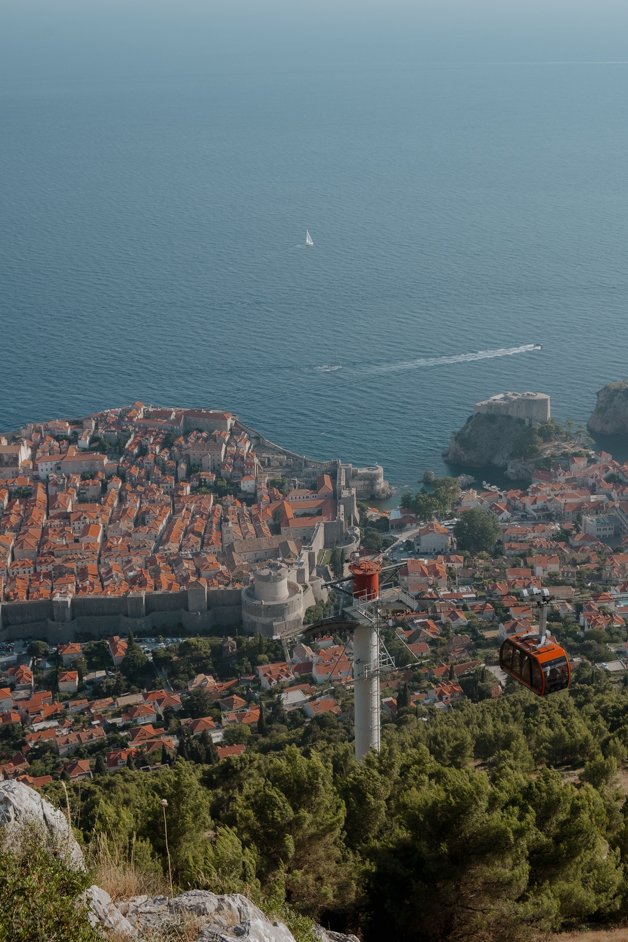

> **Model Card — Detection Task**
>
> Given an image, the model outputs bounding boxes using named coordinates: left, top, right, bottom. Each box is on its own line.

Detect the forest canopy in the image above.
left=42, top=681, right=628, bottom=942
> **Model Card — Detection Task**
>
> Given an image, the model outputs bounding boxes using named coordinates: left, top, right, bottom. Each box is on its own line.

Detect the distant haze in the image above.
left=3, top=0, right=628, bottom=84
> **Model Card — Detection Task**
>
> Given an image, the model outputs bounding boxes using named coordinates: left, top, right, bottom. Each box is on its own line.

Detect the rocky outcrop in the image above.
left=445, top=413, right=537, bottom=469
left=83, top=886, right=137, bottom=938
left=84, top=890, right=360, bottom=942
left=0, top=782, right=359, bottom=942
left=118, top=891, right=296, bottom=942
left=315, top=930, right=360, bottom=942
left=587, top=380, right=628, bottom=435
left=0, top=779, right=85, bottom=870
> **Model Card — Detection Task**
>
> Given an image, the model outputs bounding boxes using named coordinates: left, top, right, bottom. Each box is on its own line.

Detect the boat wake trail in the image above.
left=354, top=343, right=540, bottom=376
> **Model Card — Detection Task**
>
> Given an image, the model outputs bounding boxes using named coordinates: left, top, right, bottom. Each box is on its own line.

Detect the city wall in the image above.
left=0, top=586, right=243, bottom=644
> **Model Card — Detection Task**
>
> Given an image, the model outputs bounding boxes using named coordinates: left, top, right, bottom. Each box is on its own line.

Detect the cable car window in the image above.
left=544, top=657, right=568, bottom=692
left=520, top=655, right=532, bottom=687
left=531, top=659, right=543, bottom=693
left=501, top=642, right=514, bottom=670
left=511, top=649, right=523, bottom=679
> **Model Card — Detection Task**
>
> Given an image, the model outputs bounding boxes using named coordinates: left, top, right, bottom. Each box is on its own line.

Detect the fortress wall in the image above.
left=1, top=599, right=53, bottom=627
left=0, top=586, right=244, bottom=642
left=0, top=619, right=49, bottom=642
left=207, top=588, right=242, bottom=629
left=122, top=611, right=188, bottom=633
left=146, top=590, right=187, bottom=613
left=72, top=596, right=127, bottom=618
left=208, top=604, right=243, bottom=628
left=207, top=588, right=242, bottom=609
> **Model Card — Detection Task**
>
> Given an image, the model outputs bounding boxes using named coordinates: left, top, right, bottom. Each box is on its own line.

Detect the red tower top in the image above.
left=349, top=559, right=381, bottom=600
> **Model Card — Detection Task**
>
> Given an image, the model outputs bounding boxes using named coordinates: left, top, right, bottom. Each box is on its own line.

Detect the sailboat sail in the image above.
left=305, top=230, right=314, bottom=247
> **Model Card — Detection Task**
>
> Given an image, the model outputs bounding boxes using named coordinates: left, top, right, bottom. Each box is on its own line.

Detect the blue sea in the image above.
left=2, top=3, right=628, bottom=493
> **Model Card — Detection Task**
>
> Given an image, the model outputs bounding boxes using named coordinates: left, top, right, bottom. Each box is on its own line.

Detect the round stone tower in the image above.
left=241, top=562, right=304, bottom=639
left=253, top=564, right=290, bottom=603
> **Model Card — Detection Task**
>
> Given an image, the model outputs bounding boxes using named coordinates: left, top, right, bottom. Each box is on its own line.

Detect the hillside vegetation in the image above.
left=38, top=680, right=627, bottom=942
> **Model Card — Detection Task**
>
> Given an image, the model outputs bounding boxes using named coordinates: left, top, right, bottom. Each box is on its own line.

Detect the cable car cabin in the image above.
left=499, top=633, right=570, bottom=696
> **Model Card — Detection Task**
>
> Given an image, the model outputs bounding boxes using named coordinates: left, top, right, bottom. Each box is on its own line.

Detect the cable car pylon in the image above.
left=300, top=558, right=395, bottom=760
left=349, top=560, right=384, bottom=759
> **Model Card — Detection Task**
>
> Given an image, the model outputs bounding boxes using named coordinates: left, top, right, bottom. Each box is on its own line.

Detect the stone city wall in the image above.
left=0, top=586, right=243, bottom=643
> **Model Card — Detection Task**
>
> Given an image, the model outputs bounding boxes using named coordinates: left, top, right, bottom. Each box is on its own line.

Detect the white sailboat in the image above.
left=305, top=229, right=314, bottom=247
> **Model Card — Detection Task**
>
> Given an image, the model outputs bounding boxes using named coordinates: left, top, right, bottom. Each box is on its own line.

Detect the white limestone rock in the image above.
left=314, top=929, right=361, bottom=942
left=121, top=891, right=297, bottom=942
left=0, top=779, right=85, bottom=871
left=83, top=885, right=137, bottom=937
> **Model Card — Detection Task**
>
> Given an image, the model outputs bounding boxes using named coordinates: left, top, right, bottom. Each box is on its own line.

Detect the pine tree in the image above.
left=396, top=683, right=410, bottom=709
left=257, top=702, right=267, bottom=736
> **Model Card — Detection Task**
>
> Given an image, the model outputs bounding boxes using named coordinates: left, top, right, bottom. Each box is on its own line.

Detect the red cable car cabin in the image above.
left=499, top=632, right=571, bottom=696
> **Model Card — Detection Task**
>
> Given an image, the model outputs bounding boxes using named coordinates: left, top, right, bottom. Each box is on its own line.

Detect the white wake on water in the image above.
left=353, top=343, right=539, bottom=376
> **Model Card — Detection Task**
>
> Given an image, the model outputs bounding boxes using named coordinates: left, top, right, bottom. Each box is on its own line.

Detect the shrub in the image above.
left=0, top=825, right=102, bottom=942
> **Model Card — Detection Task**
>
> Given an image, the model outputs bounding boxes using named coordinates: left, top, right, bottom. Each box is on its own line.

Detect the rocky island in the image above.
left=445, top=391, right=554, bottom=478
left=588, top=380, right=628, bottom=436
left=444, top=390, right=599, bottom=481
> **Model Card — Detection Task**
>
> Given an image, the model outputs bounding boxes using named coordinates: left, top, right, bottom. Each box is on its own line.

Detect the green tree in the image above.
left=430, top=476, right=461, bottom=514
left=163, top=760, right=212, bottom=886
left=522, top=768, right=624, bottom=924
left=454, top=508, right=500, bottom=553
left=400, top=491, right=414, bottom=511
left=361, top=529, right=383, bottom=553
left=340, top=755, right=389, bottom=853
left=222, top=724, right=252, bottom=746
left=512, top=425, right=542, bottom=459
left=414, top=491, right=437, bottom=521
left=120, top=640, right=151, bottom=687
left=232, top=746, right=353, bottom=914
left=82, top=641, right=110, bottom=671
left=257, top=702, right=268, bottom=736
left=580, top=753, right=618, bottom=789
left=365, top=765, right=531, bottom=942
left=200, top=825, right=258, bottom=895
left=27, top=640, right=50, bottom=660
left=186, top=688, right=215, bottom=719
left=94, top=755, right=107, bottom=776
left=330, top=548, right=343, bottom=578
left=396, top=683, right=410, bottom=710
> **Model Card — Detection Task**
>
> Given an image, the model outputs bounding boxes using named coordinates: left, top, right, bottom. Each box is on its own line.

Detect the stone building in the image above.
left=474, top=392, right=550, bottom=425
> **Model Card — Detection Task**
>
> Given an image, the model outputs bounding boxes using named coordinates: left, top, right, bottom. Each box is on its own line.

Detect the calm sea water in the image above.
left=2, top=58, right=628, bottom=490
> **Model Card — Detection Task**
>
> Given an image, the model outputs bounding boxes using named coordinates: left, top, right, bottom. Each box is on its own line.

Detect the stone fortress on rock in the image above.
left=445, top=390, right=553, bottom=471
